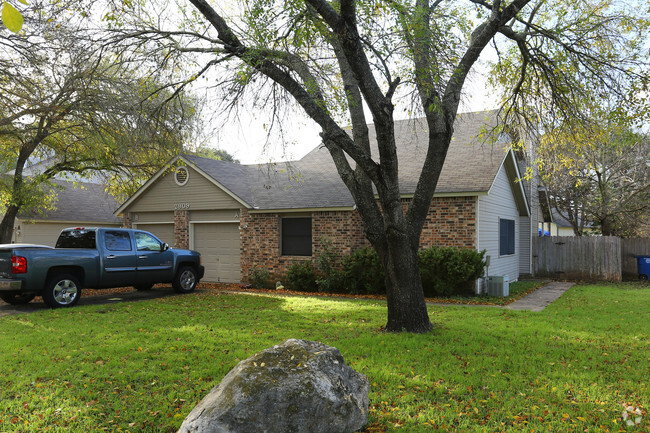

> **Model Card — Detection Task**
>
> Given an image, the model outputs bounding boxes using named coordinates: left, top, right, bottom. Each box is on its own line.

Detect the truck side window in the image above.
left=105, top=231, right=132, bottom=251
left=135, top=232, right=162, bottom=252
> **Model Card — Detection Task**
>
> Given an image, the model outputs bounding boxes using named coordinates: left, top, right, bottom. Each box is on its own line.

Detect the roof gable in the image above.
left=115, top=155, right=252, bottom=216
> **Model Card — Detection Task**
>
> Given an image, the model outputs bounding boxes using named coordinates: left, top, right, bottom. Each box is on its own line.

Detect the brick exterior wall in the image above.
left=240, top=196, right=477, bottom=282
left=123, top=213, right=132, bottom=229
left=174, top=210, right=189, bottom=249
left=312, top=210, right=368, bottom=255
left=239, top=209, right=282, bottom=277
left=418, top=196, right=476, bottom=249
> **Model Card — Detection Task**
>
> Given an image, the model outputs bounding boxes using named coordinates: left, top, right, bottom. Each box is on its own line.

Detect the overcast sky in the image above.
left=209, top=71, right=498, bottom=165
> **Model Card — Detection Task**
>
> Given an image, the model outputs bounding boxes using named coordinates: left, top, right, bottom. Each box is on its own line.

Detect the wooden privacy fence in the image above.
left=535, top=237, right=650, bottom=281
left=621, top=238, right=650, bottom=279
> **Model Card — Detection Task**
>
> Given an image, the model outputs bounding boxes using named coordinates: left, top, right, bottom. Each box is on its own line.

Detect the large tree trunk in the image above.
left=377, top=234, right=432, bottom=333
left=1, top=142, right=36, bottom=244
left=0, top=205, right=20, bottom=243
left=599, top=217, right=613, bottom=236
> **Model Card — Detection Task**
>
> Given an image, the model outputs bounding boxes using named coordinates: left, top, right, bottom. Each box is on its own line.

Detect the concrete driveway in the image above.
left=0, top=287, right=183, bottom=317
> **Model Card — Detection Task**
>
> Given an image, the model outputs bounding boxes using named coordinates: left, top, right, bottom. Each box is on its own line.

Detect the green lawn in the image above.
left=0, top=282, right=648, bottom=432
left=424, top=280, right=544, bottom=305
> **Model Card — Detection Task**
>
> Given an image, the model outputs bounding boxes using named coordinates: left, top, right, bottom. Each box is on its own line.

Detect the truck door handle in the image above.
left=106, top=255, right=116, bottom=259
left=138, top=255, right=147, bottom=259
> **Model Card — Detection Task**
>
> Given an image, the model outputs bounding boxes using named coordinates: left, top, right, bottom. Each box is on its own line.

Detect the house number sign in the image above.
left=174, top=203, right=190, bottom=210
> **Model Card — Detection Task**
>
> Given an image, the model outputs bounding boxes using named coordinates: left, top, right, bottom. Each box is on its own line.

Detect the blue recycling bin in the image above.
left=635, top=255, right=650, bottom=280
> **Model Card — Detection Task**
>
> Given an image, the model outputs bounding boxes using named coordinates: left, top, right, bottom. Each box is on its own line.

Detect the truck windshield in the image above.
left=56, top=230, right=97, bottom=249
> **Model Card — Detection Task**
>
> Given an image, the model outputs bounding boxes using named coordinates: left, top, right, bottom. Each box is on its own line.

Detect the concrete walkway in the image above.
left=505, top=281, right=575, bottom=312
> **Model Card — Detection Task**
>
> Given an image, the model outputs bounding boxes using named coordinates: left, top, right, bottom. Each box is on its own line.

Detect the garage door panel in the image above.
left=193, top=223, right=240, bottom=283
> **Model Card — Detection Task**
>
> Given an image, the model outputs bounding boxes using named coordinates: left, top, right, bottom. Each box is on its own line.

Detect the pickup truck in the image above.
left=0, top=227, right=205, bottom=308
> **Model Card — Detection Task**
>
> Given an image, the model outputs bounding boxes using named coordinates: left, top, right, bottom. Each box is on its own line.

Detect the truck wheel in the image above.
left=0, top=293, right=36, bottom=305
left=43, top=274, right=81, bottom=308
left=173, top=266, right=197, bottom=294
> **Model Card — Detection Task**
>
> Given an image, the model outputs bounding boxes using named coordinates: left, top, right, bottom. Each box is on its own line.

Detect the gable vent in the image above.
left=174, top=166, right=189, bottom=186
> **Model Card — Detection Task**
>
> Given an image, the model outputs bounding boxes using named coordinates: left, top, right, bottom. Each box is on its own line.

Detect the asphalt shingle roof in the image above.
left=19, top=179, right=121, bottom=223
left=183, top=154, right=258, bottom=206
left=187, top=110, right=509, bottom=210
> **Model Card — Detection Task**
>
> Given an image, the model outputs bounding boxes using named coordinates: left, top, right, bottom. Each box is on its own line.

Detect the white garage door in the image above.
left=135, top=223, right=175, bottom=246
left=193, top=223, right=240, bottom=283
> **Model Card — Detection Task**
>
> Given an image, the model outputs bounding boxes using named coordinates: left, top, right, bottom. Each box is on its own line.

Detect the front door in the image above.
left=102, top=230, right=137, bottom=287
left=134, top=231, right=174, bottom=285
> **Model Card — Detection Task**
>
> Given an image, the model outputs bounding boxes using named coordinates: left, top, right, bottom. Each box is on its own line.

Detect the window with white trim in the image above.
left=499, top=218, right=515, bottom=256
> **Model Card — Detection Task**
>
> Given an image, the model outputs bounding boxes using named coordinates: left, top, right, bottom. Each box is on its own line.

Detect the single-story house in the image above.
left=115, top=111, right=548, bottom=289
left=12, top=179, right=121, bottom=246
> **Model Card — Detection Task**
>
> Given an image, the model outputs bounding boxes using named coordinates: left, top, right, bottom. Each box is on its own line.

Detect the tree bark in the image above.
left=1, top=139, right=38, bottom=244
left=599, top=217, right=612, bottom=236
left=0, top=205, right=20, bottom=244
left=377, top=232, right=432, bottom=333
left=0, top=153, right=27, bottom=244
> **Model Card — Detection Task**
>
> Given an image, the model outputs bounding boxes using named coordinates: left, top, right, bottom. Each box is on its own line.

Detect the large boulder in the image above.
left=177, top=339, right=369, bottom=433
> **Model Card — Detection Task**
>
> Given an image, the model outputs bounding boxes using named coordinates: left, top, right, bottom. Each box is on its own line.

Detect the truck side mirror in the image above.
left=162, top=243, right=169, bottom=251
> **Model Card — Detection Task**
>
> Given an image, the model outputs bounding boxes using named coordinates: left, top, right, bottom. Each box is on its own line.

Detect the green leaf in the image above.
left=2, top=2, right=24, bottom=33
left=17, top=0, right=28, bottom=5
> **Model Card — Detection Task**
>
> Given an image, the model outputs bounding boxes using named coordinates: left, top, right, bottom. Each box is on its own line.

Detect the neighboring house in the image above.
left=7, top=156, right=109, bottom=184
left=116, top=111, right=548, bottom=289
left=12, top=179, right=121, bottom=246
left=550, top=208, right=598, bottom=236
left=533, top=188, right=555, bottom=236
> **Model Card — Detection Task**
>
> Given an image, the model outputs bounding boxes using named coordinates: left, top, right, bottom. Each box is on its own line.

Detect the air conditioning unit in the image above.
left=487, top=276, right=510, bottom=297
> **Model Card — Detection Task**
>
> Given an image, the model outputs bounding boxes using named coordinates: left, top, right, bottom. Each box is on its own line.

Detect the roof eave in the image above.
left=16, top=218, right=121, bottom=225
left=503, top=149, right=531, bottom=217
left=248, top=205, right=356, bottom=214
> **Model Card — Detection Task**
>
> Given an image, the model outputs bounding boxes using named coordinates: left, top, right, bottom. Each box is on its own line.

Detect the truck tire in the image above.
left=43, top=274, right=82, bottom=308
left=173, top=266, right=197, bottom=294
left=0, top=293, right=36, bottom=305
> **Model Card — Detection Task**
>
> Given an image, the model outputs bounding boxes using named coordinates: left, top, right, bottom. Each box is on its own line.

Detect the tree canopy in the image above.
left=0, top=1, right=201, bottom=243
left=109, top=0, right=649, bottom=332
left=538, top=106, right=650, bottom=237
left=1, top=1, right=25, bottom=33
left=191, top=147, right=240, bottom=163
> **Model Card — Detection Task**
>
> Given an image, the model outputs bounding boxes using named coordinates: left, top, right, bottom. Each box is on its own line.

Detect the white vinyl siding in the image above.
left=519, top=216, right=532, bottom=275
left=477, top=164, right=521, bottom=284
